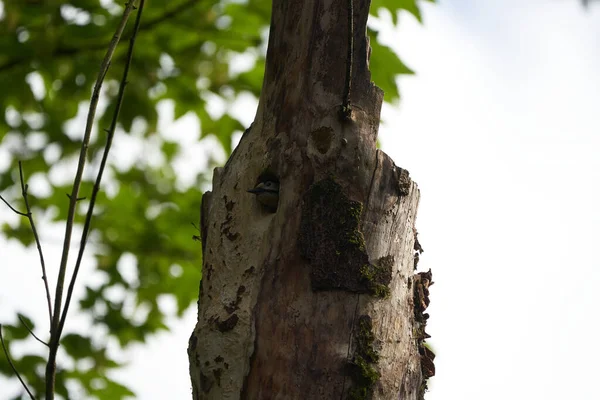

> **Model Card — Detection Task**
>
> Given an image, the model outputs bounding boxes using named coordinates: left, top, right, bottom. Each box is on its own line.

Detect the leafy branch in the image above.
left=0, top=0, right=198, bottom=73
left=57, top=0, right=146, bottom=345
left=140, top=0, right=198, bottom=32
left=44, top=1, right=144, bottom=397
left=0, top=163, right=53, bottom=328
left=1, top=1, right=144, bottom=398
left=19, top=163, right=53, bottom=327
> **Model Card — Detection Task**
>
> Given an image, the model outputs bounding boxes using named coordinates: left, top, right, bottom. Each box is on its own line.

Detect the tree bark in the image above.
left=188, top=0, right=433, bottom=399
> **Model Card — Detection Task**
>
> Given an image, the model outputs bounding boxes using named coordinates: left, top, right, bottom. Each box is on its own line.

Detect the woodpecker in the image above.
left=247, top=181, right=279, bottom=211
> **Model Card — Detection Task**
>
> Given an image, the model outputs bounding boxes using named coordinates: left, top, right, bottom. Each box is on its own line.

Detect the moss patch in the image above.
left=299, top=177, right=380, bottom=293
left=298, top=178, right=393, bottom=296
left=347, top=315, right=380, bottom=400
left=360, top=255, right=394, bottom=298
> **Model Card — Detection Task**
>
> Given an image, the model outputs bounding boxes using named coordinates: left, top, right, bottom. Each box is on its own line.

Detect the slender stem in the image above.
left=45, top=3, right=137, bottom=399
left=0, top=194, right=28, bottom=216
left=18, top=162, right=54, bottom=328
left=0, top=325, right=36, bottom=400
left=57, top=0, right=146, bottom=341
left=18, top=316, right=49, bottom=347
left=0, top=169, right=53, bottom=331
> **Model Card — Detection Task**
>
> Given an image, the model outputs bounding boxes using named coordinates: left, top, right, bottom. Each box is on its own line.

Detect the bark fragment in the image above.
left=413, top=269, right=435, bottom=399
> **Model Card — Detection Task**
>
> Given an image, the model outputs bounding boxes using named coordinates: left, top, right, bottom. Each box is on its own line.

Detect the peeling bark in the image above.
left=188, top=0, right=431, bottom=399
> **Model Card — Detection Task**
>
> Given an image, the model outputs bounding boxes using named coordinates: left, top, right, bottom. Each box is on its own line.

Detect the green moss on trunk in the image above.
left=347, top=315, right=380, bottom=399
left=298, top=178, right=392, bottom=297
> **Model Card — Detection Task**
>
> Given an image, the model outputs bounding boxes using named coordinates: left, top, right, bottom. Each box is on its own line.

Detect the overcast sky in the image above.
left=2, top=0, right=600, bottom=399
left=380, top=1, right=600, bottom=399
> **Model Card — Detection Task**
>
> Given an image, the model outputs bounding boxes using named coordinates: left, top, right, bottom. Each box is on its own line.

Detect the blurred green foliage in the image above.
left=0, top=0, right=433, bottom=398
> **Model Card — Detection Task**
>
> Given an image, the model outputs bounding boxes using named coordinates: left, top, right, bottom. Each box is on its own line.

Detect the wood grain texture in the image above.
left=188, top=0, right=425, bottom=398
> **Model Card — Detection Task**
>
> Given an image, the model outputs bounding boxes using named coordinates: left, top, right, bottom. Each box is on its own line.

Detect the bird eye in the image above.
left=265, top=182, right=271, bottom=187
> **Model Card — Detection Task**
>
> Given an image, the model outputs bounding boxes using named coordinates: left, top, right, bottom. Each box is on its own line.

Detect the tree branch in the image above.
left=44, top=2, right=138, bottom=399
left=18, top=162, right=53, bottom=328
left=18, top=315, right=49, bottom=347
left=57, top=0, right=146, bottom=342
left=0, top=324, right=36, bottom=400
left=0, top=194, right=28, bottom=216
left=0, top=169, right=54, bottom=327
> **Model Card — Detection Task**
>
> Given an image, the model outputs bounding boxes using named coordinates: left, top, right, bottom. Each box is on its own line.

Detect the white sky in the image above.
left=2, top=0, right=600, bottom=399
left=381, top=1, right=600, bottom=399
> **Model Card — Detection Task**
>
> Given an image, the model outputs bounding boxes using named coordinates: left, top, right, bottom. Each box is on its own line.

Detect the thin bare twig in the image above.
left=0, top=171, right=54, bottom=328
left=18, top=162, right=53, bottom=328
left=65, top=194, right=86, bottom=201
left=58, top=0, right=146, bottom=340
left=18, top=316, right=49, bottom=347
left=0, top=194, right=28, bottom=216
left=0, top=324, right=36, bottom=400
left=45, top=2, right=138, bottom=399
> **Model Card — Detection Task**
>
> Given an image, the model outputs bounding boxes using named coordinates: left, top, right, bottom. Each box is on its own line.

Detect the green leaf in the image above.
left=371, top=0, right=431, bottom=24
left=100, top=377, right=136, bottom=399
left=368, top=29, right=414, bottom=103
left=61, top=333, right=94, bottom=360
left=0, top=323, right=28, bottom=341
left=18, top=354, right=46, bottom=372
left=2, top=223, right=36, bottom=247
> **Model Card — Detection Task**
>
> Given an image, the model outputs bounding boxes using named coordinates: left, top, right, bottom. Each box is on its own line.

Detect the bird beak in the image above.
left=247, top=188, right=263, bottom=194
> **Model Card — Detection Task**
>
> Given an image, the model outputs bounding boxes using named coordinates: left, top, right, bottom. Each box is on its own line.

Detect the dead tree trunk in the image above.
left=188, top=0, right=433, bottom=399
